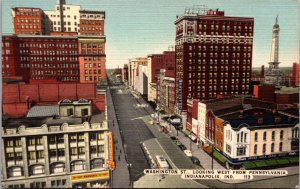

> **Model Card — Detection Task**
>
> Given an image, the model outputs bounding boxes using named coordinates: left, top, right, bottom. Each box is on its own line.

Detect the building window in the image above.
left=7, top=167, right=23, bottom=178
left=67, top=108, right=74, bottom=116
left=254, top=144, right=257, bottom=154
left=271, top=131, right=275, bottom=141
left=81, top=108, right=89, bottom=116
left=30, top=164, right=45, bottom=175
left=279, top=142, right=283, bottom=152
left=271, top=143, right=274, bottom=153
left=263, top=132, right=267, bottom=141
left=262, top=143, right=266, bottom=154
left=90, top=158, right=104, bottom=169
left=71, top=160, right=85, bottom=171
left=226, top=144, right=231, bottom=154
left=50, top=163, right=65, bottom=174
left=280, top=130, right=284, bottom=140
left=236, top=147, right=246, bottom=156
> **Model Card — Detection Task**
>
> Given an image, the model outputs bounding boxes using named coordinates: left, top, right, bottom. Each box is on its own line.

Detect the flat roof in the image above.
left=27, top=105, right=59, bottom=117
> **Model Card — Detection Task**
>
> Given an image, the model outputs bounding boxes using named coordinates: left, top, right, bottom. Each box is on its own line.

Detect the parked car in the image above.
left=184, top=150, right=192, bottom=157
left=170, top=136, right=178, bottom=141
left=190, top=156, right=200, bottom=165
left=178, top=144, right=187, bottom=151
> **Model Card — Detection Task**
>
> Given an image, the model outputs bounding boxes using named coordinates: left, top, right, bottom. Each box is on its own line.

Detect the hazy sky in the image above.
left=2, top=0, right=300, bottom=68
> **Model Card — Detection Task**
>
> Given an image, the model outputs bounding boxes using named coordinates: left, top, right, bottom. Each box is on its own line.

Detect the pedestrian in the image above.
left=120, top=149, right=122, bottom=154
left=115, top=146, right=118, bottom=150
left=118, top=155, right=120, bottom=161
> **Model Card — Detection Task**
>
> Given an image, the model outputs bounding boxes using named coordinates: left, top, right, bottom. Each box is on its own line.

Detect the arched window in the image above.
left=279, top=142, right=283, bottom=152
left=254, top=132, right=258, bottom=141
left=263, top=132, right=267, bottom=141
left=254, top=144, right=257, bottom=154
left=271, top=131, right=275, bottom=141
left=271, top=143, right=274, bottom=153
left=280, top=130, right=284, bottom=140
left=262, top=144, right=266, bottom=154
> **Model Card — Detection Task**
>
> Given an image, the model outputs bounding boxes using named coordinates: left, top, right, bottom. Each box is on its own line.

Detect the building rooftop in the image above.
left=27, top=105, right=59, bottom=117
left=214, top=105, right=244, bottom=116
left=2, top=116, right=85, bottom=128
left=220, top=108, right=298, bottom=130
left=275, top=86, right=299, bottom=94
left=280, top=108, right=299, bottom=118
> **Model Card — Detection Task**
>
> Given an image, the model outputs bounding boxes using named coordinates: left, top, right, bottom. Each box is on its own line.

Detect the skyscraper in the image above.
left=175, top=8, right=254, bottom=116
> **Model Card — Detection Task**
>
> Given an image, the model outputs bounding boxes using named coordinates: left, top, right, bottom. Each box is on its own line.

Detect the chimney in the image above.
left=257, top=118, right=264, bottom=125
left=59, top=0, right=65, bottom=32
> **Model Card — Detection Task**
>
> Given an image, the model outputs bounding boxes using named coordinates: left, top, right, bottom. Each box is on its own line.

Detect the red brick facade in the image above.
left=2, top=82, right=105, bottom=117
left=293, top=63, right=299, bottom=87
left=2, top=35, right=80, bottom=83
left=12, top=7, right=44, bottom=35
left=175, top=10, right=254, bottom=112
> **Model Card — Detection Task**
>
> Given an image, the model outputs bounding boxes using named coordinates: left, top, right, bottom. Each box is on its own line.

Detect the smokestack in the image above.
left=59, top=0, right=65, bottom=32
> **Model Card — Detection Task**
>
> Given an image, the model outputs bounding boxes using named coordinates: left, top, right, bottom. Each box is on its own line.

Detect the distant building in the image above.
left=136, top=64, right=148, bottom=97
left=147, top=51, right=175, bottom=103
left=121, top=64, right=129, bottom=85
left=264, top=16, right=283, bottom=86
left=253, top=85, right=299, bottom=105
left=292, top=63, right=299, bottom=87
left=157, top=69, right=176, bottom=114
left=175, top=8, right=254, bottom=120
left=128, top=57, right=147, bottom=90
left=1, top=101, right=113, bottom=188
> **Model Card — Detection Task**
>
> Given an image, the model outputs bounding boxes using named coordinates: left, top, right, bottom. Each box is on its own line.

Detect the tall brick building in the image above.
left=12, top=7, right=45, bottom=35
left=4, top=0, right=106, bottom=83
left=2, top=35, right=80, bottom=82
left=175, top=9, right=254, bottom=115
left=147, top=51, right=175, bottom=103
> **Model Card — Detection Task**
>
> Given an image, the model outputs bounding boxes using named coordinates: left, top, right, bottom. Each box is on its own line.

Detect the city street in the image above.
left=108, top=75, right=299, bottom=188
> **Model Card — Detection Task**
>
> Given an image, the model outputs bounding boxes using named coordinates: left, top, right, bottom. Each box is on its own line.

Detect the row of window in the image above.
left=254, top=142, right=283, bottom=154
left=85, top=76, right=102, bottom=81
left=197, top=31, right=253, bottom=37
left=5, top=132, right=105, bottom=147
left=254, top=130, right=284, bottom=141
left=31, top=76, right=79, bottom=81
left=21, top=63, right=79, bottom=69
left=84, top=63, right=102, bottom=68
left=19, top=42, right=77, bottom=48
left=32, top=70, right=79, bottom=75
left=15, top=11, right=40, bottom=16
left=15, top=25, right=40, bottom=29
left=7, top=159, right=104, bottom=178
left=84, top=70, right=102, bottom=74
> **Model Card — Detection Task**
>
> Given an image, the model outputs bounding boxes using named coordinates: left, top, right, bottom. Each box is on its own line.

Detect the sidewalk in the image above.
left=107, top=86, right=131, bottom=188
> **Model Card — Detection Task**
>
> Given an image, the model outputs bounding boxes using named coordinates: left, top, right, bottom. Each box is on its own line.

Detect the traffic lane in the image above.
left=110, top=86, right=155, bottom=181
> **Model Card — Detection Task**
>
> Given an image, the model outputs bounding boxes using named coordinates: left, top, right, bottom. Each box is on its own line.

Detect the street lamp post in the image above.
left=127, top=163, right=132, bottom=188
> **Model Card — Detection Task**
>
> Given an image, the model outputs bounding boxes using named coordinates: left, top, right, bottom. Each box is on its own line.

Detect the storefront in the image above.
left=71, top=171, right=110, bottom=188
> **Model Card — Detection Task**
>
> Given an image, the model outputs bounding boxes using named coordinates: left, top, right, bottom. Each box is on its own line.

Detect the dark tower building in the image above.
left=175, top=8, right=254, bottom=118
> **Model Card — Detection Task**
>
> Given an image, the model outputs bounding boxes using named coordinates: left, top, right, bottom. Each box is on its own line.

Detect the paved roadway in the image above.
left=108, top=75, right=299, bottom=188
left=108, top=77, right=155, bottom=183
